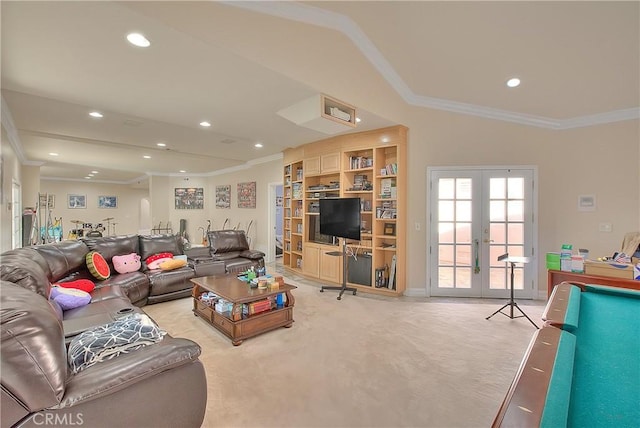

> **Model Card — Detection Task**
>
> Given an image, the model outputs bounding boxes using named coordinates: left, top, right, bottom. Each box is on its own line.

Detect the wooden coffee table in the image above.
left=191, top=274, right=296, bottom=345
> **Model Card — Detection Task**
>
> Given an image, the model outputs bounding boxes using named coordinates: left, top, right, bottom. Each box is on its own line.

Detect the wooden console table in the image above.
left=547, top=269, right=640, bottom=297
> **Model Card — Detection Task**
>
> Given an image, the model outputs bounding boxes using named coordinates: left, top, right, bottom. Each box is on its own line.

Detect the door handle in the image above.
left=483, top=239, right=494, bottom=243
left=474, top=239, right=480, bottom=274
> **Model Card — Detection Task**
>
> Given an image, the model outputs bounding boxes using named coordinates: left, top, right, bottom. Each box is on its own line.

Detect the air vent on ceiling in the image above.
left=277, top=94, right=357, bottom=135
left=220, top=138, right=236, bottom=144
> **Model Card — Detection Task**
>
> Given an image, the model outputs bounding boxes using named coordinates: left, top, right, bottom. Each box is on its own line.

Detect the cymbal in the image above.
left=70, top=220, right=84, bottom=224
left=102, top=217, right=114, bottom=221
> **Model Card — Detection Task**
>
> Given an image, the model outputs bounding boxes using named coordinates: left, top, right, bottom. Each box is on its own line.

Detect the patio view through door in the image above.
left=428, top=168, right=536, bottom=298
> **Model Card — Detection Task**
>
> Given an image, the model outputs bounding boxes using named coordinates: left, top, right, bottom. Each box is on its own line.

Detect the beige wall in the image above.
left=147, top=158, right=283, bottom=255
left=1, top=127, right=22, bottom=252
left=401, top=108, right=639, bottom=297
left=39, top=180, right=149, bottom=237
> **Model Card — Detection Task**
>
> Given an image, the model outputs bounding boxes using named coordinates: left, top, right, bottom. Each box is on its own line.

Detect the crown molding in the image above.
left=1, top=95, right=28, bottom=162
left=225, top=1, right=640, bottom=129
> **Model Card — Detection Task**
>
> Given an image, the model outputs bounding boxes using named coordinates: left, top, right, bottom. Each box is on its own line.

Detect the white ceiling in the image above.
left=2, top=1, right=638, bottom=185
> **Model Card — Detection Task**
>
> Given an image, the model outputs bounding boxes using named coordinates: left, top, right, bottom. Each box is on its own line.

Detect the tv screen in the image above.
left=319, top=197, right=361, bottom=241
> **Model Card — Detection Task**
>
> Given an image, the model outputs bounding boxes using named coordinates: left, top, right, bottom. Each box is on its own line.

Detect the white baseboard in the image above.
left=404, top=287, right=427, bottom=297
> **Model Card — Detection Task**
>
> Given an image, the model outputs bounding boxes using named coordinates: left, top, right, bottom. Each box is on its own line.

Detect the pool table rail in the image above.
left=491, top=326, right=563, bottom=427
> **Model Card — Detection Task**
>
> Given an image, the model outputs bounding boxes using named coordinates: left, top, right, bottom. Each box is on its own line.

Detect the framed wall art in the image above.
left=98, top=195, right=118, bottom=209
left=39, top=194, right=55, bottom=209
left=237, top=181, right=256, bottom=208
left=215, top=185, right=231, bottom=209
left=68, top=194, right=86, bottom=209
left=175, top=187, right=204, bottom=209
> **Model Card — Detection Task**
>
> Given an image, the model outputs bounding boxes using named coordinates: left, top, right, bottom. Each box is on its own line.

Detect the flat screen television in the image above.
left=319, top=197, right=361, bottom=241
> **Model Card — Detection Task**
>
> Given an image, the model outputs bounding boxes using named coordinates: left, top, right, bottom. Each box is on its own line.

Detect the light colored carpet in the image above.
left=143, top=272, right=545, bottom=428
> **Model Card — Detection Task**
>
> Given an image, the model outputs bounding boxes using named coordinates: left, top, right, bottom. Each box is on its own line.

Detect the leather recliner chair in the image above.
left=206, top=229, right=265, bottom=274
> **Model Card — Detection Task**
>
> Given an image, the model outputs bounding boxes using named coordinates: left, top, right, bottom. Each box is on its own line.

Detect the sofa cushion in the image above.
left=83, top=235, right=140, bottom=263
left=0, top=282, right=67, bottom=412
left=113, top=253, right=141, bottom=274
left=33, top=240, right=90, bottom=282
left=139, top=235, right=182, bottom=261
left=146, top=267, right=194, bottom=297
left=208, top=230, right=250, bottom=254
left=159, top=258, right=187, bottom=271
left=50, top=286, right=92, bottom=311
left=86, top=251, right=111, bottom=280
left=67, top=313, right=165, bottom=373
left=212, top=251, right=242, bottom=261
left=57, top=279, right=95, bottom=293
left=240, top=249, right=266, bottom=260
left=0, top=250, right=51, bottom=297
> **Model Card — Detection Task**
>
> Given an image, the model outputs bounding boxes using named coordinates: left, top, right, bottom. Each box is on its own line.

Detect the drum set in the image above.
left=68, top=217, right=117, bottom=239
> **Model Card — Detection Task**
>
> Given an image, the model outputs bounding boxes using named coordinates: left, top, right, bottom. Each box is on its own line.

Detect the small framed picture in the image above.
left=39, top=194, right=55, bottom=209
left=98, top=195, right=118, bottom=209
left=384, top=222, right=396, bottom=236
left=68, top=194, right=86, bottom=209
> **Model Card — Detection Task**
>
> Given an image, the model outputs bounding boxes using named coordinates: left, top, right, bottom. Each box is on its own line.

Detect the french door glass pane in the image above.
left=439, top=179, right=455, bottom=199
left=439, top=267, right=454, bottom=288
left=439, top=201, right=454, bottom=221
left=456, top=223, right=471, bottom=243
left=456, top=268, right=471, bottom=288
left=437, top=177, right=473, bottom=289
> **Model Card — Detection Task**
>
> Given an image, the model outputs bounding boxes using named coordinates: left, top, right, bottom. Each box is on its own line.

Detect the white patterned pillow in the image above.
left=68, top=313, right=165, bottom=373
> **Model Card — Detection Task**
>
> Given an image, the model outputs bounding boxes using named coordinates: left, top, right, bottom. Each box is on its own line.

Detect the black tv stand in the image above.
left=320, top=240, right=357, bottom=300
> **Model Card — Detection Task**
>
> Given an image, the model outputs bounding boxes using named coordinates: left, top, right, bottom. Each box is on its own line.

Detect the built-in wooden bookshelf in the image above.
left=282, top=125, right=407, bottom=296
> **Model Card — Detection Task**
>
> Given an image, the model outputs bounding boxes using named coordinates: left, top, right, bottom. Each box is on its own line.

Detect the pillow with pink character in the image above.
left=112, top=253, right=141, bottom=274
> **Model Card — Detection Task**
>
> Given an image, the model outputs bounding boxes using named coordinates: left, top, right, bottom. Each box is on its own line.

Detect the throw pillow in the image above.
left=67, top=313, right=165, bottom=373
left=112, top=253, right=141, bottom=274
left=146, top=252, right=173, bottom=270
left=86, top=251, right=111, bottom=280
left=159, top=258, right=187, bottom=271
left=50, top=286, right=92, bottom=311
left=57, top=279, right=96, bottom=293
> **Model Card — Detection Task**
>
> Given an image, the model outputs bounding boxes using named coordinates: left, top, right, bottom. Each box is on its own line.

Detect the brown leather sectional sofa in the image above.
left=0, top=233, right=229, bottom=428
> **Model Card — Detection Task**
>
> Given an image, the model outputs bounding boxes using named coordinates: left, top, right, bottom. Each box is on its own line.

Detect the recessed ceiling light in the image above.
left=143, top=155, right=151, bottom=159
left=88, top=174, right=94, bottom=177
left=127, top=32, right=150, bottom=48
left=254, top=143, right=263, bottom=148
left=506, top=78, right=521, bottom=88
left=356, top=117, right=362, bottom=123
left=157, top=142, right=166, bottom=147
left=89, top=111, right=103, bottom=118
left=85, top=176, right=91, bottom=179
left=91, top=170, right=99, bottom=174
left=179, top=170, right=186, bottom=173
left=381, top=137, right=389, bottom=143
left=48, top=152, right=59, bottom=156
left=200, top=121, right=211, bottom=127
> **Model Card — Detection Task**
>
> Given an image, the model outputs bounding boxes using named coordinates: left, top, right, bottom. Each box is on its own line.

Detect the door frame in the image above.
left=426, top=165, right=539, bottom=298
left=266, top=181, right=283, bottom=264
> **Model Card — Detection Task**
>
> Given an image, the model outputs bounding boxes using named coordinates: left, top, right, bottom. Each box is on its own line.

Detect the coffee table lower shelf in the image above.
left=193, top=300, right=293, bottom=345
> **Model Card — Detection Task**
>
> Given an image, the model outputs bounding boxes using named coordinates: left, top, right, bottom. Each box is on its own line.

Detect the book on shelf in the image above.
left=388, top=254, right=397, bottom=290
left=349, top=156, right=373, bottom=169
left=380, top=163, right=398, bottom=176
left=380, top=178, right=396, bottom=198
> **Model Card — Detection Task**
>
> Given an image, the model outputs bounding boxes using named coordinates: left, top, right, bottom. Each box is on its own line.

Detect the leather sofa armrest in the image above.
left=240, top=249, right=265, bottom=260
left=59, top=337, right=201, bottom=407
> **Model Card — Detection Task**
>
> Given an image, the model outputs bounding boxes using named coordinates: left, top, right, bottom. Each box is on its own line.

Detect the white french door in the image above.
left=428, top=168, right=536, bottom=298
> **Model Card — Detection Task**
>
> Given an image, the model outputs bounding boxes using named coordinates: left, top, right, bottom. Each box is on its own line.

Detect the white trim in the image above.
left=404, top=288, right=427, bottom=298
left=1, top=96, right=27, bottom=163
left=426, top=165, right=539, bottom=299
left=225, top=1, right=640, bottom=129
